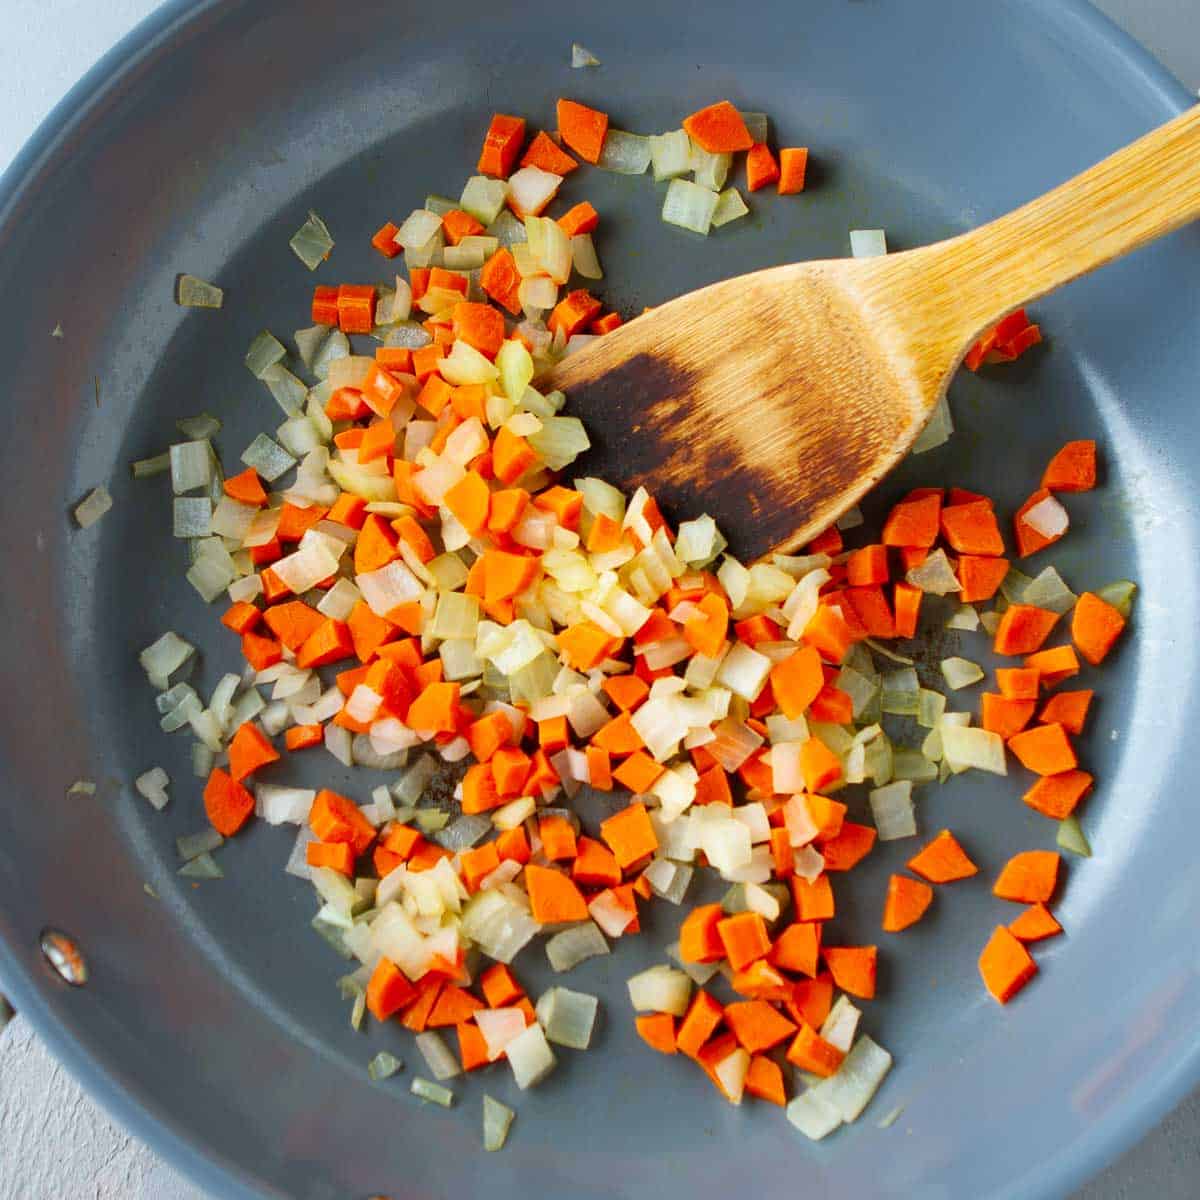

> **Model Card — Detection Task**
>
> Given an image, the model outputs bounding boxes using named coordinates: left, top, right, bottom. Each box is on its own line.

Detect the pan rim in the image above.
left=0, top=2, right=1196, bottom=1198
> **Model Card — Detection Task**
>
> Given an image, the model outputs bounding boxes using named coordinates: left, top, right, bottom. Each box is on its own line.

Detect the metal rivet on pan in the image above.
left=39, top=929, right=88, bottom=986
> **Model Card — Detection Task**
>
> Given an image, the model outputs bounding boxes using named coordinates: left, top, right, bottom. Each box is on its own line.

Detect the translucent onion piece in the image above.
left=850, top=229, right=887, bottom=258
left=74, top=486, right=113, bottom=528
left=241, top=434, right=296, bottom=482
left=244, top=330, right=287, bottom=378
left=1058, top=814, right=1093, bottom=857
left=410, top=1077, right=454, bottom=1107
left=460, top=176, right=509, bottom=225
left=176, top=828, right=223, bottom=861
left=131, top=452, right=170, bottom=478
left=649, top=129, right=692, bottom=182
left=869, top=780, right=916, bottom=841
left=506, top=167, right=563, bottom=220
left=598, top=130, right=651, bottom=175
left=662, top=178, right=719, bottom=235
left=1096, top=579, right=1137, bottom=618
left=787, top=1089, right=843, bottom=1140
left=545, top=921, right=609, bottom=972
left=906, top=548, right=961, bottom=594
left=1022, top=494, right=1069, bottom=539
left=178, top=852, right=223, bottom=879
left=711, top=187, right=749, bottom=228
left=941, top=724, right=1006, bottom=775
left=176, top=274, right=223, bottom=307
left=911, top=394, right=954, bottom=454
left=626, top=965, right=692, bottom=1016
left=820, top=1034, right=893, bottom=1121
left=368, top=1051, right=402, bottom=1081
left=940, top=656, right=984, bottom=690
left=289, top=211, right=335, bottom=270
left=134, top=767, right=170, bottom=811
left=570, top=42, right=600, bottom=67
left=1022, top=566, right=1077, bottom=615
left=506, top=1023, right=557, bottom=1089
left=416, top=1031, right=462, bottom=1081
left=483, top=1094, right=515, bottom=1151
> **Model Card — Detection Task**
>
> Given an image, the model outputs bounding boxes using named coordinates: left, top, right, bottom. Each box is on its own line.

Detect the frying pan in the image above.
left=1, top=1, right=1198, bottom=1197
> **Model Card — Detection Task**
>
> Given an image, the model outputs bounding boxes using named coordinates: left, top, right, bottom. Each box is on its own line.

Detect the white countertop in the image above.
left=1, top=3, right=1198, bottom=1198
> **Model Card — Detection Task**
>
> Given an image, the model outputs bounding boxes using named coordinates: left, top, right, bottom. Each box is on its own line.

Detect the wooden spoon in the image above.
left=550, top=105, right=1200, bottom=562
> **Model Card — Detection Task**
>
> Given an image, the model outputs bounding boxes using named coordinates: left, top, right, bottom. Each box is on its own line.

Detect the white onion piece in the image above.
left=661, top=179, right=718, bottom=235
left=135, top=767, right=170, bottom=811
left=869, top=780, right=916, bottom=841
left=940, top=656, right=984, bottom=690
left=74, top=486, right=113, bottom=528
left=850, top=228, right=887, bottom=258
left=627, top=965, right=692, bottom=1016
left=506, top=1023, right=557, bottom=1089
left=506, top=167, right=563, bottom=219
left=475, top=1007, right=527, bottom=1060
left=1022, top=494, right=1069, bottom=539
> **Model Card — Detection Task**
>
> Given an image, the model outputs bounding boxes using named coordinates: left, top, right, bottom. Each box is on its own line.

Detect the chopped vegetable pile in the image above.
left=105, top=92, right=1133, bottom=1149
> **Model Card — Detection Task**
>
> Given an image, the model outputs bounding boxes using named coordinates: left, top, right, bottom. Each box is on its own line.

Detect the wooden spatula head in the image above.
left=549, top=259, right=948, bottom=562
left=550, top=106, right=1200, bottom=562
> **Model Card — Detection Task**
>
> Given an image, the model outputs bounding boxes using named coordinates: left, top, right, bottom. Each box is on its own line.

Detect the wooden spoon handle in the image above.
left=918, top=103, right=1200, bottom=344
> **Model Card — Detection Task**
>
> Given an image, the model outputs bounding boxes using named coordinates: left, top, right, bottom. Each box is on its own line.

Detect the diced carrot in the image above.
left=1012, top=488, right=1061, bottom=557
left=676, top=990, right=724, bottom=1060
left=881, top=874, right=934, bottom=932
left=459, top=841, right=501, bottom=892
left=456, top=1021, right=492, bottom=1072
left=994, top=849, right=1060, bottom=903
left=997, top=667, right=1041, bottom=699
left=479, top=248, right=522, bottom=316
left=1008, top=902, right=1063, bottom=943
left=399, top=977, right=443, bottom=1032
left=769, top=922, right=821, bottom=977
left=822, top=945, right=877, bottom=999
left=492, top=425, right=539, bottom=484
left=744, top=1055, right=787, bottom=1106
left=807, top=527, right=843, bottom=555
left=585, top=745, right=612, bottom=791
left=276, top=502, right=328, bottom=543
left=520, top=129, right=579, bottom=175
left=557, top=201, right=600, bottom=237
left=777, top=148, right=809, bottom=194
left=980, top=693, right=1036, bottom=739
left=907, top=829, right=977, bottom=883
left=309, top=788, right=375, bottom=856
left=786, top=1022, right=845, bottom=1077
left=228, top=721, right=279, bottom=782
left=820, top=822, right=876, bottom=872
left=427, top=984, right=485, bottom=1028
left=366, top=957, right=418, bottom=1021
left=548, top=289, right=603, bottom=337
left=263, top=599, right=324, bottom=651
left=601, top=674, right=649, bottom=714
left=495, top=826, right=530, bottom=866
left=285, top=724, right=323, bottom=752
left=478, top=113, right=526, bottom=178
left=221, top=601, right=261, bottom=635
left=452, top=301, right=505, bottom=359
left=1023, top=645, right=1080, bottom=687
left=556, top=98, right=608, bottom=164
left=842, top=586, right=895, bottom=639
left=716, top=911, right=771, bottom=971
left=800, top=736, right=843, bottom=793
left=682, top=592, right=729, bottom=659
left=312, top=285, right=339, bottom=326
left=636, top=1012, right=678, bottom=1054
left=479, top=964, right=524, bottom=1010
left=892, top=581, right=922, bottom=638
left=337, top=284, right=376, bottom=334
left=539, top=815, right=578, bottom=862
left=492, top=746, right=532, bottom=798
left=845, top=544, right=889, bottom=587
left=370, top=221, right=402, bottom=258
left=994, top=604, right=1059, bottom=655
left=223, top=467, right=267, bottom=506
left=406, top=681, right=461, bottom=734
left=882, top=493, right=941, bottom=547
left=592, top=710, right=644, bottom=757
left=979, top=925, right=1037, bottom=1004
left=1023, top=769, right=1093, bottom=820
left=940, top=500, right=1005, bottom=555
left=1039, top=689, right=1093, bottom=735
left=1072, top=592, right=1126, bottom=665
left=1042, top=440, right=1097, bottom=493
left=599, top=801, right=659, bottom=870
left=682, top=100, right=753, bottom=152
left=328, top=492, right=368, bottom=531
left=296, top=618, right=355, bottom=669
left=787, top=976, right=834, bottom=1029
left=444, top=470, right=490, bottom=536
left=241, top=629, right=282, bottom=671
left=724, top=1000, right=796, bottom=1054
left=203, top=767, right=255, bottom=837
left=802, top=604, right=858, bottom=664
left=745, top=143, right=780, bottom=192
left=1008, top=722, right=1077, bottom=775
left=487, top=488, right=530, bottom=535
left=524, top=863, right=589, bottom=924
left=958, top=555, right=1009, bottom=602
left=590, top=311, right=623, bottom=335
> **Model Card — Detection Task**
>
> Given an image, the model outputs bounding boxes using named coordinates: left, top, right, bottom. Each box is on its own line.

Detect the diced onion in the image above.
left=410, top=1077, right=454, bottom=1107
left=475, top=1007, right=527, bottom=1060
left=507, top=167, right=563, bottom=219
left=135, top=767, right=170, bottom=811
left=649, top=130, right=692, bottom=182
left=415, top=1030, right=463, bottom=1080
left=545, top=920, right=609, bottom=972
left=571, top=42, right=600, bottom=67
left=850, top=229, right=887, bottom=258
left=506, top=1022, right=557, bottom=1089
left=941, top=724, right=1007, bottom=775
left=74, top=486, right=113, bottom=528
left=460, top=176, right=509, bottom=225
left=907, top=548, right=960, bottom=594
left=241, top=434, right=296, bottom=482
left=1022, top=494, right=1069, bottom=539
left=598, top=130, right=651, bottom=174
left=176, top=274, right=223, bottom=308
left=626, top=965, right=692, bottom=1016
left=869, top=780, right=916, bottom=841
left=940, top=656, right=984, bottom=690
left=662, top=178, right=719, bottom=235
left=711, top=187, right=749, bottom=228
left=289, top=211, right=334, bottom=270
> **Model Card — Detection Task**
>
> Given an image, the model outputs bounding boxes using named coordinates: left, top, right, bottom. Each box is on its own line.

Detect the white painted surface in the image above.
left=1, top=3, right=1198, bottom=1199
